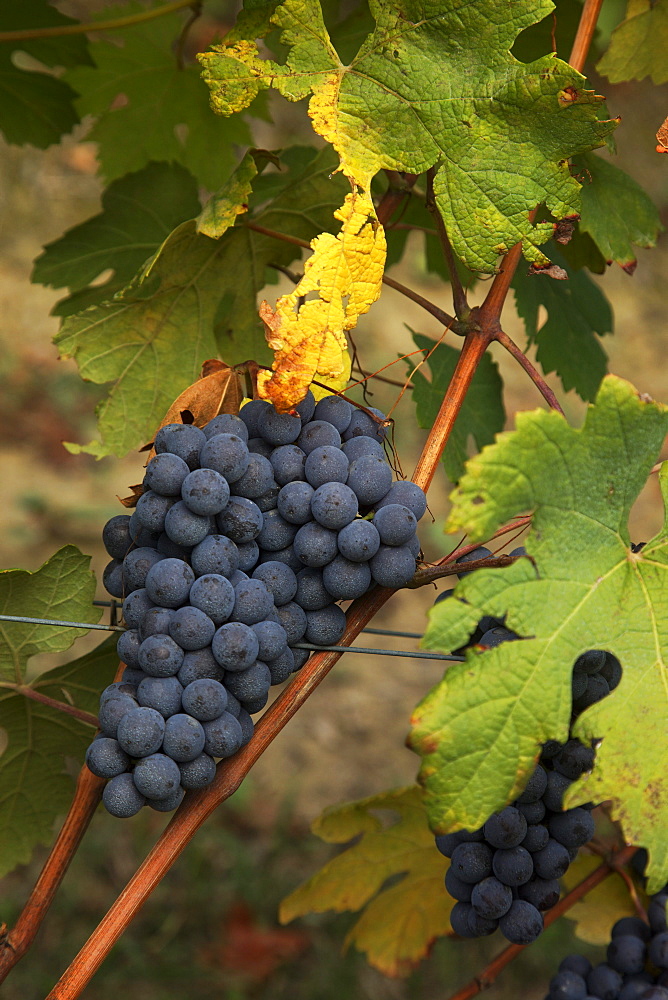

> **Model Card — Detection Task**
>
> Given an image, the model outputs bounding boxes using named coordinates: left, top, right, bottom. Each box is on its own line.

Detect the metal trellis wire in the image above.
left=0, top=611, right=465, bottom=662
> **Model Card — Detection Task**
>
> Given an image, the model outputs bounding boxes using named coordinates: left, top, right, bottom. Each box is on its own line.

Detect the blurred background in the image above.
left=0, top=0, right=667, bottom=997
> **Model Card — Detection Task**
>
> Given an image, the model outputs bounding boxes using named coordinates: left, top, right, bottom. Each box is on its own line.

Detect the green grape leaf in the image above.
left=409, top=332, right=505, bottom=484
left=513, top=247, right=613, bottom=400
left=408, top=376, right=668, bottom=891
left=63, top=2, right=251, bottom=189
left=597, top=0, right=668, bottom=85
left=199, top=0, right=616, bottom=273
left=279, top=786, right=453, bottom=976
left=32, top=162, right=201, bottom=316
left=0, top=637, right=117, bottom=877
left=0, top=0, right=92, bottom=148
left=575, top=152, right=663, bottom=272
left=0, top=546, right=100, bottom=682
left=55, top=146, right=348, bottom=457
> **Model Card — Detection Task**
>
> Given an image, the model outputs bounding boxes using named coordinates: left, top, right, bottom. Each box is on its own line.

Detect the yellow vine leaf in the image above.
left=257, top=189, right=386, bottom=410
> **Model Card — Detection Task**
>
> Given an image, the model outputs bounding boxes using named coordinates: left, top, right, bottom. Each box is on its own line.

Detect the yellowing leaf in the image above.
left=279, top=786, right=453, bottom=977
left=561, top=852, right=644, bottom=944
left=257, top=189, right=385, bottom=410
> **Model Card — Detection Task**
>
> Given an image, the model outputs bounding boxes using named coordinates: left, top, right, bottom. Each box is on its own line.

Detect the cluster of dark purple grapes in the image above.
left=88, top=391, right=426, bottom=817
left=437, top=739, right=596, bottom=945
left=545, top=892, right=668, bottom=1000
left=434, top=547, right=624, bottom=945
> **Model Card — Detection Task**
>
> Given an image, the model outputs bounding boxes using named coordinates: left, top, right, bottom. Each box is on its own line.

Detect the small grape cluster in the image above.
left=544, top=892, right=668, bottom=1000
left=434, top=547, right=623, bottom=945
left=89, top=392, right=426, bottom=817
left=438, top=739, right=596, bottom=944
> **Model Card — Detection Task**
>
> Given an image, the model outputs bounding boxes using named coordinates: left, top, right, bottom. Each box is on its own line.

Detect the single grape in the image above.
left=313, top=395, right=353, bottom=433
left=521, top=823, right=550, bottom=853
left=573, top=649, right=607, bottom=674
left=98, top=692, right=138, bottom=738
left=164, top=500, right=211, bottom=547
left=492, top=846, right=534, bottom=887
left=122, top=546, right=164, bottom=593
left=252, top=561, right=298, bottom=606
left=573, top=673, right=610, bottom=711
left=532, top=839, right=571, bottom=879
left=342, top=407, right=386, bottom=442
left=232, top=579, right=274, bottom=625
left=449, top=842, right=493, bottom=884
left=547, top=970, right=588, bottom=999
left=553, top=740, right=596, bottom=780
left=128, top=512, right=161, bottom=548
left=236, top=539, right=260, bottom=571
left=269, top=444, right=306, bottom=486
left=211, top=621, right=260, bottom=671
left=585, top=963, right=623, bottom=1000
left=542, top=770, right=573, bottom=812
left=266, top=646, right=295, bottom=684
left=304, top=445, right=349, bottom=489
left=103, top=559, right=124, bottom=598
left=199, top=433, right=250, bottom=483
left=517, top=876, right=560, bottom=911
left=239, top=399, right=272, bottom=437
left=148, top=786, right=185, bottom=812
left=375, top=480, right=427, bottom=519
left=607, top=934, right=647, bottom=975
left=297, top=419, right=341, bottom=454
left=103, top=773, right=146, bottom=818
left=252, top=620, right=288, bottom=661
left=154, top=423, right=206, bottom=469
left=650, top=931, right=668, bottom=968
left=144, top=558, right=195, bottom=608
left=225, top=661, right=272, bottom=702
left=347, top=455, right=393, bottom=506
left=337, top=519, right=381, bottom=562
left=181, top=678, right=228, bottom=722
left=136, top=675, right=184, bottom=718
left=179, top=752, right=217, bottom=790
left=177, top=647, right=225, bottom=686
left=483, top=806, right=527, bottom=849
left=277, top=481, right=315, bottom=525
left=444, top=866, right=473, bottom=902
left=116, top=706, right=166, bottom=757
left=341, top=436, right=385, bottom=463
left=311, top=482, right=359, bottom=530
left=203, top=414, right=248, bottom=442
left=122, top=591, right=156, bottom=631
left=547, top=808, right=595, bottom=849
left=274, top=602, right=307, bottom=644
left=232, top=453, right=276, bottom=500
left=295, top=567, right=332, bottom=611
left=103, top=514, right=132, bottom=559
left=191, top=533, right=239, bottom=578
left=217, top=496, right=263, bottom=543
left=294, top=522, right=339, bottom=567
left=139, top=606, right=174, bottom=641
left=181, top=467, right=230, bottom=516
left=138, top=633, right=184, bottom=677
left=369, top=544, right=416, bottom=588
left=133, top=753, right=181, bottom=800
left=257, top=406, right=301, bottom=446
left=189, top=573, right=235, bottom=625
left=372, top=504, right=418, bottom=546
left=611, top=917, right=651, bottom=941
left=117, top=629, right=141, bottom=669
left=145, top=452, right=191, bottom=496
left=202, top=712, right=243, bottom=757
left=601, top=652, right=622, bottom=690
left=134, top=491, right=176, bottom=533
left=168, top=605, right=216, bottom=651
left=85, top=737, right=131, bottom=778
left=471, top=876, right=513, bottom=919
left=295, top=390, right=316, bottom=423
left=257, top=509, right=297, bottom=552
left=498, top=900, right=543, bottom=944
left=162, top=713, right=206, bottom=762
left=304, top=605, right=346, bottom=646
left=322, top=555, right=372, bottom=600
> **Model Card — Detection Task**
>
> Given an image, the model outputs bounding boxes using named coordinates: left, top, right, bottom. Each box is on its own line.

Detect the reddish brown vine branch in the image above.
left=0, top=685, right=99, bottom=728
left=0, top=768, right=105, bottom=977
left=494, top=329, right=565, bottom=414
left=569, top=0, right=605, bottom=72
left=447, top=844, right=638, bottom=1000
left=412, top=328, right=494, bottom=491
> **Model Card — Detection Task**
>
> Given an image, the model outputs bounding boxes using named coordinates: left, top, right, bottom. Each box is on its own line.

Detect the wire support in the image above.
left=0, top=614, right=125, bottom=632
left=0, top=615, right=463, bottom=661
left=293, top=642, right=464, bottom=661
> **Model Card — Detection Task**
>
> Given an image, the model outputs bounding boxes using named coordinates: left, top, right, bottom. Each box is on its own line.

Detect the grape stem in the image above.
left=425, top=168, right=470, bottom=320
left=446, top=844, right=638, bottom=1000
left=0, top=0, right=198, bottom=42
